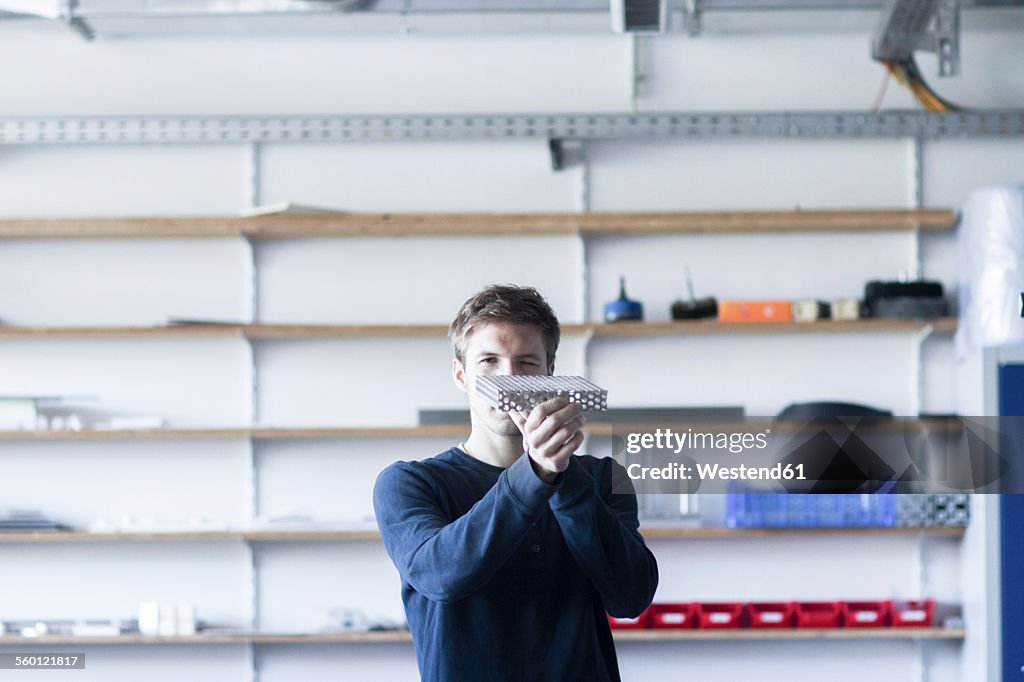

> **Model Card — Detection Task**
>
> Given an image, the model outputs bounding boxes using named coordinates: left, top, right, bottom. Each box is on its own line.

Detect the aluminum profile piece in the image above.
left=895, top=494, right=970, bottom=526
left=475, top=375, right=608, bottom=412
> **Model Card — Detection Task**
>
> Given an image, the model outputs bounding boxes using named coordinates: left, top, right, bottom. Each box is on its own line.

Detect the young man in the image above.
left=373, top=284, right=658, bottom=682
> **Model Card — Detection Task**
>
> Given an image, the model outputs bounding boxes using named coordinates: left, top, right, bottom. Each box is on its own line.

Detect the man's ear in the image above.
left=548, top=362, right=555, bottom=376
left=452, top=358, right=468, bottom=392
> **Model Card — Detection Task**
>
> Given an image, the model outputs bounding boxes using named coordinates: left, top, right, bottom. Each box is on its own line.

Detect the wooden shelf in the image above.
left=590, top=317, right=958, bottom=337
left=0, top=425, right=470, bottom=440
left=0, top=209, right=956, bottom=240
left=0, top=627, right=964, bottom=645
left=0, top=416, right=967, bottom=440
left=609, top=627, right=964, bottom=641
left=0, top=317, right=958, bottom=340
left=0, top=526, right=964, bottom=544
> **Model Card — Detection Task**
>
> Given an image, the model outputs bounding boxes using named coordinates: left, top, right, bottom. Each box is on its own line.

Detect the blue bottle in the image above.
left=604, top=277, right=644, bottom=322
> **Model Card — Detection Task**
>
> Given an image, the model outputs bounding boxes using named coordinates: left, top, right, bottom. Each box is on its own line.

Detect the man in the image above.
left=373, top=284, right=658, bottom=681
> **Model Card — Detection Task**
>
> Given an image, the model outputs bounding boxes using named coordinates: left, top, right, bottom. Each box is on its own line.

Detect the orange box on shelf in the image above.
left=718, top=300, right=793, bottom=323
left=746, top=602, right=796, bottom=628
left=607, top=607, right=651, bottom=630
left=648, top=603, right=698, bottom=629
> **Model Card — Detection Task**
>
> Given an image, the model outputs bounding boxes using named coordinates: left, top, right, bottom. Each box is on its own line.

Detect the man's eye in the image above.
left=480, top=358, right=497, bottom=364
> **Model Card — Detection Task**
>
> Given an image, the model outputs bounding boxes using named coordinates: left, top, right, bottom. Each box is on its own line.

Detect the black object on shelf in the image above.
left=863, top=279, right=949, bottom=320
left=671, top=267, right=718, bottom=321
left=604, top=277, right=644, bottom=322
left=0, top=509, right=70, bottom=532
left=776, top=402, right=893, bottom=419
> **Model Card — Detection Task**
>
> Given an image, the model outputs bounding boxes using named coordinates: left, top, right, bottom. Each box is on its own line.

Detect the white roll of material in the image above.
left=956, top=184, right=1024, bottom=356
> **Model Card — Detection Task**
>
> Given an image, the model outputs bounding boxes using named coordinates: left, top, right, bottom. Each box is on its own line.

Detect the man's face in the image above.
left=452, top=322, right=553, bottom=437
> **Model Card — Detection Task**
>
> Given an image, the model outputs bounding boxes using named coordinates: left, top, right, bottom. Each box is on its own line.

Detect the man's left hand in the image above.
left=508, top=396, right=585, bottom=484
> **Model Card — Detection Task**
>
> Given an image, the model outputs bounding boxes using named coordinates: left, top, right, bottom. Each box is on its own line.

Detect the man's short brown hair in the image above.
left=449, top=285, right=560, bottom=365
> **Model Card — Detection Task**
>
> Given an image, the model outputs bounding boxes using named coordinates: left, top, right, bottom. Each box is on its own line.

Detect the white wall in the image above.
left=1, top=15, right=1022, bottom=682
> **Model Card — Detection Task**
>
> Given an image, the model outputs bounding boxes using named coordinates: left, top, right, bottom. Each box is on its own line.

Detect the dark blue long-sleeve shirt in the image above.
left=373, top=447, right=659, bottom=682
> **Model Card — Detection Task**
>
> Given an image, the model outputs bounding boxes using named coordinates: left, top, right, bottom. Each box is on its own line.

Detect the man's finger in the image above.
left=525, top=396, right=570, bottom=429
left=509, top=410, right=527, bottom=430
left=550, top=431, right=584, bottom=465
left=529, top=403, right=584, bottom=443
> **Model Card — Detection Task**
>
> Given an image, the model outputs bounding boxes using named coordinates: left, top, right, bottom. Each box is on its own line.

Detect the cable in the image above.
left=881, top=56, right=964, bottom=113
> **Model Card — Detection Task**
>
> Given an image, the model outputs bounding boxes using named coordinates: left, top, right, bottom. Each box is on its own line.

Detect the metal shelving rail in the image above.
left=0, top=111, right=1021, bottom=145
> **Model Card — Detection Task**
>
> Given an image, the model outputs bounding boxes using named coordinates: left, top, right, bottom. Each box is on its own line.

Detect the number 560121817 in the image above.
left=1, top=653, right=85, bottom=669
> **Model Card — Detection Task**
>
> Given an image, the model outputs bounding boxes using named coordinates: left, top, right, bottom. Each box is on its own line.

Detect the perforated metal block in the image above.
left=475, top=375, right=608, bottom=412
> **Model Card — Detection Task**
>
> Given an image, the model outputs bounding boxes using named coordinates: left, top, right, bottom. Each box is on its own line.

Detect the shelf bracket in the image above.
left=578, top=233, right=591, bottom=324
left=872, top=0, right=961, bottom=77
left=684, top=0, right=702, bottom=36
left=911, top=135, right=924, bottom=210
left=245, top=142, right=262, bottom=211
left=58, top=0, right=94, bottom=41
left=548, top=138, right=584, bottom=172
left=580, top=327, right=595, bottom=380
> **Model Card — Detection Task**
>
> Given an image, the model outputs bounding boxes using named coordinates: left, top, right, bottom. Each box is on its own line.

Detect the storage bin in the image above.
left=697, top=602, right=744, bottom=629
left=648, top=603, right=698, bottom=629
left=891, top=599, right=935, bottom=627
left=795, top=601, right=843, bottom=628
left=841, top=600, right=891, bottom=627
left=747, top=602, right=796, bottom=628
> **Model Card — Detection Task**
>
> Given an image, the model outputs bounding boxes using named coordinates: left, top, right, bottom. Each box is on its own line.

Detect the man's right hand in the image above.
left=508, top=397, right=585, bottom=484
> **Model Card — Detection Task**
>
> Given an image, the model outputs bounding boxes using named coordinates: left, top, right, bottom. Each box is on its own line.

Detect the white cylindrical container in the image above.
left=157, top=604, right=177, bottom=636
left=138, top=602, right=159, bottom=636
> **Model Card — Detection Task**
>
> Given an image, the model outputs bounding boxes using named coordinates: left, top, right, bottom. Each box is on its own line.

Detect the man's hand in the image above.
left=508, top=397, right=585, bottom=484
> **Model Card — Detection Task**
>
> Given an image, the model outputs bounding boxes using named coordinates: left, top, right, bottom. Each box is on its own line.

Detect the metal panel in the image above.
left=998, top=363, right=1024, bottom=682
left=1, top=111, right=1023, bottom=145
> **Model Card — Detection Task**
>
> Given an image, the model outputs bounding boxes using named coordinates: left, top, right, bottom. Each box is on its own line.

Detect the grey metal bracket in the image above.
left=548, top=138, right=585, bottom=171
left=934, top=0, right=960, bottom=77
left=684, top=0, right=702, bottom=37
left=1, top=110, right=1022, bottom=146
left=60, top=0, right=94, bottom=41
left=872, top=0, right=960, bottom=76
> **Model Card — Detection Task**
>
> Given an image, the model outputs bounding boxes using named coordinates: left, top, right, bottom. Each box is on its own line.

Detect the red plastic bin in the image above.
left=746, top=602, right=796, bottom=628
left=891, top=599, right=936, bottom=627
left=795, top=601, right=843, bottom=628
left=607, top=607, right=650, bottom=630
left=649, top=603, right=698, bottom=629
left=841, top=600, right=891, bottom=627
left=697, top=602, right=744, bottom=629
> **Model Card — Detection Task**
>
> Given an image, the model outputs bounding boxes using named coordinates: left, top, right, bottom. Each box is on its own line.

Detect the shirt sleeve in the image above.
left=373, top=453, right=558, bottom=603
left=548, top=456, right=659, bottom=618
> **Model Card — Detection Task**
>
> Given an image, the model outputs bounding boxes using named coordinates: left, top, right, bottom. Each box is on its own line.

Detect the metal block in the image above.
left=475, top=375, right=608, bottom=412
